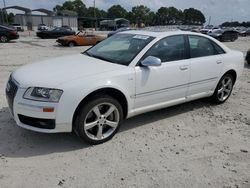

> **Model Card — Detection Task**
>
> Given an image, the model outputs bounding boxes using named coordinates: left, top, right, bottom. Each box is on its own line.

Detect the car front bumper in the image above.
left=5, top=78, right=72, bottom=133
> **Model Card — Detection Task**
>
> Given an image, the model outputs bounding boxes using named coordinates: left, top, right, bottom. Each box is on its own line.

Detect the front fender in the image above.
left=55, top=69, right=135, bottom=128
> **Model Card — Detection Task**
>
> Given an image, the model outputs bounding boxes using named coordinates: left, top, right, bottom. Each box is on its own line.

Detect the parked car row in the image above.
left=57, top=31, right=106, bottom=47
left=36, top=25, right=107, bottom=47
left=36, top=27, right=76, bottom=39
left=239, top=29, right=250, bottom=37
left=207, top=29, right=239, bottom=42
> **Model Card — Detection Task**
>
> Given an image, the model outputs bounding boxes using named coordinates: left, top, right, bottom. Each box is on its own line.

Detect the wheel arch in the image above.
left=72, top=87, right=129, bottom=128
left=223, top=69, right=237, bottom=84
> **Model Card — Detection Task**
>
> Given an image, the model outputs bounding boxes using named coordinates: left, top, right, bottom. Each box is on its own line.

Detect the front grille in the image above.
left=18, top=114, right=56, bottom=129
left=5, top=76, right=18, bottom=114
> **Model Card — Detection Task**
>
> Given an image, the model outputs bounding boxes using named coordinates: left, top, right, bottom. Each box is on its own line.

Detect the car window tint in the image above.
left=143, top=35, right=186, bottom=62
left=212, top=41, right=225, bottom=54
left=188, top=35, right=216, bottom=58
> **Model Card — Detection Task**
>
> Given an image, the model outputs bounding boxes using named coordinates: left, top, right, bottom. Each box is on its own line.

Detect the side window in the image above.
left=143, top=35, right=186, bottom=63
left=212, top=42, right=225, bottom=54
left=188, top=35, right=217, bottom=58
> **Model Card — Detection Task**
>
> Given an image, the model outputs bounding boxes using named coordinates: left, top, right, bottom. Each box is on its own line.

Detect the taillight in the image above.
left=10, top=30, right=17, bottom=35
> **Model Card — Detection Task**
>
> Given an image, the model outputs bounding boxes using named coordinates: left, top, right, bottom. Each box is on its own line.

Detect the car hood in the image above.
left=12, top=54, right=126, bottom=88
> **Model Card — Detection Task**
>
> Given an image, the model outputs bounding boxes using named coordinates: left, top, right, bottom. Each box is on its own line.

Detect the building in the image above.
left=1, top=6, right=78, bottom=31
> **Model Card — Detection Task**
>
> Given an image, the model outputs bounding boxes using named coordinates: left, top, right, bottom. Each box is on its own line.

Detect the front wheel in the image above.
left=212, top=74, right=234, bottom=104
left=74, top=95, right=123, bottom=144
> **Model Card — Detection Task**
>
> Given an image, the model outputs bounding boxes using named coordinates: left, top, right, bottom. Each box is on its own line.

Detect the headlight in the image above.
left=23, top=87, right=63, bottom=102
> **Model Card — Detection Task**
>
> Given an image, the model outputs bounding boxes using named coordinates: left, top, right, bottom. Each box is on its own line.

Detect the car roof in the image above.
left=0, top=25, right=14, bottom=30
left=121, top=30, right=204, bottom=38
left=121, top=29, right=231, bottom=53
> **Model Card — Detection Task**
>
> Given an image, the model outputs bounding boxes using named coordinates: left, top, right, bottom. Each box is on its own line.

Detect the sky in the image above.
left=1, top=0, right=250, bottom=25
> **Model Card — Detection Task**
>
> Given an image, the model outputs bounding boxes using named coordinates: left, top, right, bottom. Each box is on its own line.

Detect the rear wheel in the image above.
left=212, top=74, right=234, bottom=104
left=0, top=35, right=8, bottom=43
left=68, top=41, right=75, bottom=47
left=74, top=95, right=123, bottom=144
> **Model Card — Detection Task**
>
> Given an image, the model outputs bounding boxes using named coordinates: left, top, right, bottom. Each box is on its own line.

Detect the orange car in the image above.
left=56, top=31, right=106, bottom=47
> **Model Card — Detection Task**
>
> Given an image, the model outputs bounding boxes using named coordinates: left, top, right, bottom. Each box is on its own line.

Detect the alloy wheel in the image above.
left=217, top=76, right=233, bottom=102
left=83, top=102, right=120, bottom=141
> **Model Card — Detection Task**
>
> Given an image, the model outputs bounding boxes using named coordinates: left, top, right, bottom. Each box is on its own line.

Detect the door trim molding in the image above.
left=135, top=77, right=218, bottom=98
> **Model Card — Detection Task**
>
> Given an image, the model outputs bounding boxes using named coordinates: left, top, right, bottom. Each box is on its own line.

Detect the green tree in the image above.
left=72, top=0, right=87, bottom=16
left=53, top=0, right=86, bottom=16
left=183, top=8, right=205, bottom=25
left=155, top=7, right=183, bottom=25
left=85, top=7, right=106, bottom=18
left=168, top=7, right=182, bottom=24
left=155, top=7, right=169, bottom=25
left=131, top=5, right=151, bottom=26
left=107, top=5, right=127, bottom=18
left=147, top=11, right=156, bottom=26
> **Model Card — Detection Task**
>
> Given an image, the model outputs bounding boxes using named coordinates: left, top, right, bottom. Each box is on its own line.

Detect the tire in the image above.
left=74, top=95, right=123, bottom=144
left=0, top=35, right=8, bottom=43
left=68, top=41, right=75, bottom=47
left=211, top=74, right=234, bottom=104
left=246, top=51, right=250, bottom=64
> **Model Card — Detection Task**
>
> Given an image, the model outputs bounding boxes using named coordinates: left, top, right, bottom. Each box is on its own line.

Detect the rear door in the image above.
left=187, top=35, right=225, bottom=97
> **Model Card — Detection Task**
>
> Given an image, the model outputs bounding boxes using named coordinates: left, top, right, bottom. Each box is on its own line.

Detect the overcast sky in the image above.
left=1, top=0, right=249, bottom=25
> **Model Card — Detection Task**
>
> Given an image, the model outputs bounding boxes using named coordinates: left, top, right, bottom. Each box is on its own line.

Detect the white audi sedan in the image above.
left=6, top=31, right=244, bottom=144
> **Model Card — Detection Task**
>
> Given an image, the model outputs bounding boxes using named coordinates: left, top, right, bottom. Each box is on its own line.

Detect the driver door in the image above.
left=134, top=35, right=190, bottom=108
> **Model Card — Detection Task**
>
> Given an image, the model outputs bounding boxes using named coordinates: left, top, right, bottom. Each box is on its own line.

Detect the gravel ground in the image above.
left=0, top=34, right=250, bottom=188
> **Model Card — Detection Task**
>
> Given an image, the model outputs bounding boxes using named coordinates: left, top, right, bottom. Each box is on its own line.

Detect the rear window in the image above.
left=188, top=35, right=225, bottom=58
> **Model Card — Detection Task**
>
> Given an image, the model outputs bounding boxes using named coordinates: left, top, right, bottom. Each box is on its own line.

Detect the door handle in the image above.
left=216, top=60, right=222, bottom=64
left=179, top=65, right=189, bottom=70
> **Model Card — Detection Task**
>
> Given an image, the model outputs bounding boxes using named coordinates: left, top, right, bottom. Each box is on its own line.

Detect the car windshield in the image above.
left=84, top=34, right=154, bottom=66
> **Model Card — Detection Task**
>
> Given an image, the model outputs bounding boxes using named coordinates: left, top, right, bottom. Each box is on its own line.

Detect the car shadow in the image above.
left=0, top=98, right=213, bottom=158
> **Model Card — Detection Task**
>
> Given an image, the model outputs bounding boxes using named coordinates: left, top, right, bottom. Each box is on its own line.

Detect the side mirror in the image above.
left=141, top=56, right=162, bottom=67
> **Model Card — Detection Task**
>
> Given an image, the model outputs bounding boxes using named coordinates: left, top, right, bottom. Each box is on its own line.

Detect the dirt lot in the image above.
left=0, top=34, right=250, bottom=188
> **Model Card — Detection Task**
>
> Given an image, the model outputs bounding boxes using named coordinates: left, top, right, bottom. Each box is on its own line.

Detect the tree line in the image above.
left=53, top=0, right=206, bottom=27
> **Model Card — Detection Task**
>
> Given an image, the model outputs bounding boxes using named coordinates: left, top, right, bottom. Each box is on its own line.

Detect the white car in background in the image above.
left=6, top=31, right=244, bottom=144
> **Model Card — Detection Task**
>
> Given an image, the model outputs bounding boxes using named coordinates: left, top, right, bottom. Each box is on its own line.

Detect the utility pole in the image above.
left=208, top=16, right=211, bottom=26
left=3, top=0, right=8, bottom=24
left=94, top=0, right=97, bottom=30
